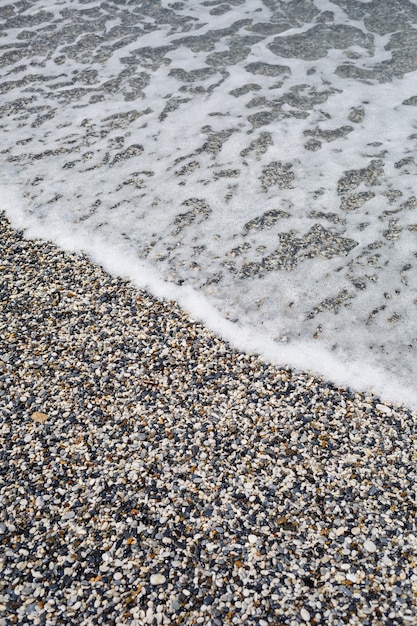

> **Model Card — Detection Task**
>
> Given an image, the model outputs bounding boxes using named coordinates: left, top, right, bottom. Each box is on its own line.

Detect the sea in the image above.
left=1, top=0, right=417, bottom=408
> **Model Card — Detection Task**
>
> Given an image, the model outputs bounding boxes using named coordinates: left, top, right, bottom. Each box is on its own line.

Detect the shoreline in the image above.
left=1, top=212, right=417, bottom=625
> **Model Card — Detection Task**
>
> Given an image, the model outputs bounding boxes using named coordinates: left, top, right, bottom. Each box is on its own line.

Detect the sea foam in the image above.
left=1, top=0, right=417, bottom=407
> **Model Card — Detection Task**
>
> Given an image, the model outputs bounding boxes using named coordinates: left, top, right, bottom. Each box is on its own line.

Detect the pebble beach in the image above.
left=1, top=211, right=417, bottom=625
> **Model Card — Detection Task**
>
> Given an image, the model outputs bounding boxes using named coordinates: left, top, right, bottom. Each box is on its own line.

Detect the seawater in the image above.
left=2, top=0, right=417, bottom=407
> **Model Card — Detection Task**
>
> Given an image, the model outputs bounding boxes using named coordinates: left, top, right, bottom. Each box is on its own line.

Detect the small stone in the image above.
left=301, top=607, right=311, bottom=622
left=25, top=603, right=38, bottom=616
left=376, top=403, right=392, bottom=416
left=285, top=448, right=298, bottom=457
left=35, top=496, right=44, bottom=508
left=113, top=572, right=123, bottom=581
left=150, top=573, right=166, bottom=585
left=282, top=522, right=297, bottom=532
left=248, top=534, right=257, bottom=544
left=363, top=539, right=377, bottom=553
left=31, top=411, right=48, bottom=423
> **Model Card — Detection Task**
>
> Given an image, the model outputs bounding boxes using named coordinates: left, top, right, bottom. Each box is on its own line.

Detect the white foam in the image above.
left=2, top=0, right=417, bottom=408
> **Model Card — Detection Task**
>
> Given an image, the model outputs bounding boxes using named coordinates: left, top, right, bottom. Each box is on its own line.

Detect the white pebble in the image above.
left=346, top=573, right=357, bottom=583
left=113, top=572, right=123, bottom=581
left=376, top=403, right=392, bottom=416
left=300, top=608, right=311, bottom=622
left=248, top=534, right=257, bottom=544
left=363, top=539, right=377, bottom=553
left=150, top=573, right=166, bottom=585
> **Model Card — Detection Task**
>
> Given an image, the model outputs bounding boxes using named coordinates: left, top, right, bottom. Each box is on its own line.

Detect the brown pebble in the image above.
left=31, top=411, right=48, bottom=423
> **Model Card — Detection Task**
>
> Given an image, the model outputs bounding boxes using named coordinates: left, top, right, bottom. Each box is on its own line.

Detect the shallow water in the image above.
left=1, top=0, right=417, bottom=406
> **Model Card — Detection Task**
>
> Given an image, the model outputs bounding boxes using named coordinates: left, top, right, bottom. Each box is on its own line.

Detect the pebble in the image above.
left=1, top=213, right=417, bottom=625
left=150, top=574, right=166, bottom=586
left=363, top=539, right=377, bottom=553
left=30, top=411, right=48, bottom=423
left=376, top=403, right=392, bottom=416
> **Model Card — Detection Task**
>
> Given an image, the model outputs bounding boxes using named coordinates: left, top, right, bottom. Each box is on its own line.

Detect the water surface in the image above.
left=2, top=0, right=417, bottom=405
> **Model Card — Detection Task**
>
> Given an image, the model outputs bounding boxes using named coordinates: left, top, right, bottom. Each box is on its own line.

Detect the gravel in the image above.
left=1, top=212, right=417, bottom=625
